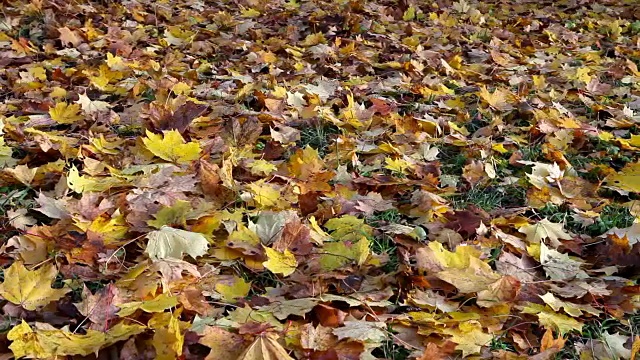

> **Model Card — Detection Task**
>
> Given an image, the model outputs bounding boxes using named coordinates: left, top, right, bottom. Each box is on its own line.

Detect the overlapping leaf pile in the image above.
left=0, top=0, right=640, bottom=358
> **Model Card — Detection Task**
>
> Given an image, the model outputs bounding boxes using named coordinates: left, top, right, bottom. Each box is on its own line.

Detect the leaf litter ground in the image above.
left=0, top=0, right=640, bottom=359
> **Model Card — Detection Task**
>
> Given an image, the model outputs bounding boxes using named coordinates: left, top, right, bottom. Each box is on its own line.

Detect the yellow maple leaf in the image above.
left=606, top=162, right=640, bottom=193
left=49, top=102, right=83, bottom=124
left=214, top=276, right=251, bottom=302
left=142, top=130, right=201, bottom=164
left=539, top=292, right=601, bottom=317
left=246, top=180, right=282, bottom=208
left=152, top=314, right=184, bottom=360
left=263, top=247, right=298, bottom=276
left=575, top=67, right=592, bottom=84
left=105, top=52, right=127, bottom=71
left=118, top=293, right=179, bottom=317
left=237, top=333, right=294, bottom=360
left=442, top=321, right=494, bottom=357
left=67, top=166, right=128, bottom=193
left=436, top=257, right=501, bottom=293
left=319, top=236, right=370, bottom=271
left=478, top=86, right=514, bottom=111
left=8, top=320, right=145, bottom=358
left=522, top=303, right=583, bottom=335
left=84, top=64, right=123, bottom=92
left=82, top=212, right=128, bottom=244
left=288, top=146, right=325, bottom=180
left=384, top=157, right=413, bottom=175
left=0, top=262, right=69, bottom=311
left=428, top=241, right=482, bottom=269
left=171, top=81, right=191, bottom=95
left=248, top=159, right=277, bottom=175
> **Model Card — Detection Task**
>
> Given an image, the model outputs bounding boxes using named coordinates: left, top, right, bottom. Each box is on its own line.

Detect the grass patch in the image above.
left=489, top=334, right=516, bottom=353
left=366, top=210, right=403, bottom=273
left=235, top=265, right=284, bottom=297
left=0, top=186, right=32, bottom=215
left=555, top=317, right=636, bottom=360
left=370, top=235, right=400, bottom=273
left=298, top=121, right=339, bottom=156
left=371, top=337, right=412, bottom=360
left=537, top=203, right=634, bottom=236
left=437, top=145, right=468, bottom=175
left=366, top=209, right=403, bottom=226
left=451, top=185, right=527, bottom=211
left=520, top=143, right=544, bottom=162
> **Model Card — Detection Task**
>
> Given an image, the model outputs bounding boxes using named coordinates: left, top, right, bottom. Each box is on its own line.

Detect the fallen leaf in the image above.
left=199, top=326, right=246, bottom=360
left=145, top=226, right=209, bottom=260
left=49, top=102, right=83, bottom=124
left=333, top=320, right=387, bottom=344
left=142, top=130, right=201, bottom=164
left=0, top=262, right=69, bottom=311
left=263, top=247, right=298, bottom=276
left=57, top=27, right=82, bottom=47
left=540, top=242, right=586, bottom=281
left=519, top=218, right=572, bottom=248
left=236, top=332, right=294, bottom=360
left=8, top=320, right=145, bottom=358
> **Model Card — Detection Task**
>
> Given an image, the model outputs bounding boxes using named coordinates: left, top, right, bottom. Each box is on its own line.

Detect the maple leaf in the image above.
left=540, top=242, right=586, bottom=281
left=384, top=157, right=414, bottom=175
left=75, top=284, right=120, bottom=330
left=118, top=293, right=179, bottom=317
left=300, top=323, right=336, bottom=351
left=0, top=262, right=70, bottom=311
left=67, top=166, right=128, bottom=193
left=604, top=161, right=640, bottom=193
left=607, top=223, right=640, bottom=246
left=145, top=226, right=209, bottom=260
left=436, top=257, right=501, bottom=293
left=76, top=93, right=111, bottom=114
left=522, top=303, right=583, bottom=335
left=592, top=332, right=632, bottom=360
left=49, top=102, right=84, bottom=124
left=0, top=136, right=16, bottom=167
left=518, top=218, right=572, bottom=247
left=478, top=86, right=514, bottom=111
left=213, top=275, right=251, bottom=302
left=236, top=333, right=294, bottom=360
left=442, top=321, right=494, bottom=357
left=263, top=247, right=298, bottom=276
left=257, top=298, right=319, bottom=320
left=151, top=314, right=184, bottom=360
left=333, top=321, right=388, bottom=343
left=57, top=26, right=82, bottom=47
left=539, top=292, right=601, bottom=317
left=199, top=326, right=246, bottom=360
left=319, top=236, right=370, bottom=271
left=142, top=130, right=202, bottom=164
left=8, top=320, right=145, bottom=358
left=246, top=180, right=283, bottom=208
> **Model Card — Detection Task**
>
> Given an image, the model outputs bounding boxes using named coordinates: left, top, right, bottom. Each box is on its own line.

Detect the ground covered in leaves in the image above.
left=1, top=0, right=640, bottom=359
